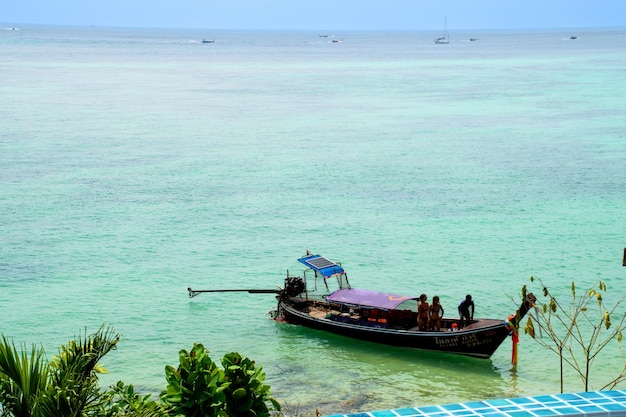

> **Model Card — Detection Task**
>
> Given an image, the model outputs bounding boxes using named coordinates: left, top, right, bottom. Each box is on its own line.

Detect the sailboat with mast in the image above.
left=435, top=18, right=450, bottom=44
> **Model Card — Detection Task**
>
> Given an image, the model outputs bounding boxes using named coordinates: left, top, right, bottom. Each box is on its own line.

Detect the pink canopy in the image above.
left=326, top=288, right=419, bottom=310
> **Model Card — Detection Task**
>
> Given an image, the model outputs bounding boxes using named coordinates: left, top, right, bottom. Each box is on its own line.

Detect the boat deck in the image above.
left=305, top=303, right=498, bottom=332
left=325, top=390, right=626, bottom=417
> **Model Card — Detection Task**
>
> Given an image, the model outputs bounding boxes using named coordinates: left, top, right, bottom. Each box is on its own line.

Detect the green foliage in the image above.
left=0, top=334, right=49, bottom=417
left=1, top=328, right=282, bottom=417
left=221, top=352, right=281, bottom=417
left=97, top=381, right=167, bottom=417
left=40, top=326, right=120, bottom=417
left=0, top=326, right=166, bottom=417
left=522, top=277, right=626, bottom=392
left=160, top=344, right=280, bottom=417
left=160, top=343, right=228, bottom=417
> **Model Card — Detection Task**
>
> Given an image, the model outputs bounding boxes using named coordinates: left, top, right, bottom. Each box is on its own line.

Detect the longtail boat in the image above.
left=188, top=252, right=535, bottom=359
left=272, top=253, right=534, bottom=359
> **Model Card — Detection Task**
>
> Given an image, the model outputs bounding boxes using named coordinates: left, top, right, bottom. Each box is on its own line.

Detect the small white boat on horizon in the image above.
left=435, top=18, right=450, bottom=44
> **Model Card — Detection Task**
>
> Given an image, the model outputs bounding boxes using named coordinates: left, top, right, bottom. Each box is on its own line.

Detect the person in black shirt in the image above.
left=458, top=294, right=475, bottom=329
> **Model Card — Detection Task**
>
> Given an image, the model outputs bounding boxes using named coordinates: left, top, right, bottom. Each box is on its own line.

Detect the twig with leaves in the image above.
left=522, top=277, right=626, bottom=392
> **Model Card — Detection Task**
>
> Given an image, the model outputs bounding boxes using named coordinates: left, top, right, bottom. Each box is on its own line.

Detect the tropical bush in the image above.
left=221, top=352, right=280, bottom=417
left=97, top=381, right=167, bottom=417
left=160, top=343, right=227, bottom=417
left=1, top=327, right=281, bottom=417
left=0, top=333, right=49, bottom=417
left=0, top=325, right=158, bottom=417
left=160, top=343, right=280, bottom=417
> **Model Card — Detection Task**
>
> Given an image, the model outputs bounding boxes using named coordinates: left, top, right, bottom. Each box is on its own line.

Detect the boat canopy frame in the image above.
left=326, top=288, right=419, bottom=310
left=296, top=254, right=419, bottom=310
left=297, top=254, right=351, bottom=295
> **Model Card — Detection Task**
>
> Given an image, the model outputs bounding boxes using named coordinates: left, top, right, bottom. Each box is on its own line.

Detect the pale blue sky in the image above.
left=3, top=0, right=625, bottom=30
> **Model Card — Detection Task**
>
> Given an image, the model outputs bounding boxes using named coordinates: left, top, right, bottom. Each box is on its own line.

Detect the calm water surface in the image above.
left=1, top=24, right=625, bottom=416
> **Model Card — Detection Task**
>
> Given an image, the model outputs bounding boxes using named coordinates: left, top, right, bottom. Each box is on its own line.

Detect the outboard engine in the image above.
left=283, top=276, right=306, bottom=297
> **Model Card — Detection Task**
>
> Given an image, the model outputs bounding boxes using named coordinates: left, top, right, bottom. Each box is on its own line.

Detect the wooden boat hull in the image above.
left=278, top=298, right=513, bottom=359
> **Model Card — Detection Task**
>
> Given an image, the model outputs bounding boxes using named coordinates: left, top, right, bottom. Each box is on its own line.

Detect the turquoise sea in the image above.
left=1, top=24, right=625, bottom=416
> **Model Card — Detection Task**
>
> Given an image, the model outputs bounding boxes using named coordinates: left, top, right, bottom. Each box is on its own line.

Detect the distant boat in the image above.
left=469, top=38, right=479, bottom=42
left=319, top=34, right=328, bottom=37
left=435, top=18, right=449, bottom=44
left=332, top=38, right=343, bottom=43
left=570, top=36, right=578, bottom=40
left=202, top=38, right=215, bottom=44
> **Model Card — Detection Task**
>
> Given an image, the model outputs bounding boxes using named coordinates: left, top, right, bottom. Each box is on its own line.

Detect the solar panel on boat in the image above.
left=306, top=256, right=336, bottom=270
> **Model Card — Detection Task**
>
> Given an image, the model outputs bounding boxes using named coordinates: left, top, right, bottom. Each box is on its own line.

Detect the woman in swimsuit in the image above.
left=417, top=294, right=429, bottom=331
left=429, top=295, right=444, bottom=331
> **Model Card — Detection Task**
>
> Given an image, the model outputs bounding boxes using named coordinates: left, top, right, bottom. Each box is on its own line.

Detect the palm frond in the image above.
left=43, top=325, right=121, bottom=417
left=0, top=334, right=49, bottom=417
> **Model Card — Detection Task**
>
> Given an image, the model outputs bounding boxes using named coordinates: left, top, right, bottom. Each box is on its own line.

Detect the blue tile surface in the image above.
left=534, top=396, right=560, bottom=404
left=577, top=406, right=605, bottom=413
left=532, top=409, right=559, bottom=416
left=464, top=402, right=490, bottom=410
left=600, top=403, right=626, bottom=411
left=370, top=411, right=398, bottom=417
left=441, top=404, right=466, bottom=412
left=450, top=411, right=476, bottom=416
left=507, top=411, right=535, bottom=417
left=510, top=398, right=536, bottom=405
left=552, top=406, right=580, bottom=415
left=394, top=408, right=421, bottom=417
left=556, top=394, right=582, bottom=401
left=326, top=390, right=626, bottom=417
left=521, top=403, right=546, bottom=410
left=579, top=393, right=604, bottom=399
left=479, top=413, right=508, bottom=417
left=487, top=400, right=514, bottom=407
left=603, top=392, right=626, bottom=399
left=420, top=406, right=444, bottom=414
left=497, top=406, right=523, bottom=412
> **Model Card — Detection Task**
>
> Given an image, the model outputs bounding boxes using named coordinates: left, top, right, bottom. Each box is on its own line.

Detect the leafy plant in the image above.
left=0, top=334, right=49, bottom=417
left=160, top=343, right=228, bottom=417
left=1, top=328, right=283, bottom=417
left=160, top=344, right=281, bottom=417
left=221, top=352, right=280, bottom=417
left=0, top=325, right=121, bottom=417
left=522, top=277, right=626, bottom=392
left=98, top=381, right=167, bottom=417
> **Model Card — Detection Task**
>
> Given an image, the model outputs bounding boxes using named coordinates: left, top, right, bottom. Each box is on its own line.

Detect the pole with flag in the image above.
left=504, top=313, right=519, bottom=370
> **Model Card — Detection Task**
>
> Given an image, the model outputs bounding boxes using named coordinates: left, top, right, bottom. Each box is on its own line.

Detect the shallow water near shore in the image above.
left=1, top=24, right=625, bottom=416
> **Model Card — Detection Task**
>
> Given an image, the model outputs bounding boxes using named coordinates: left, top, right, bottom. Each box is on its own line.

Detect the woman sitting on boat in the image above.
left=429, top=296, right=444, bottom=331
